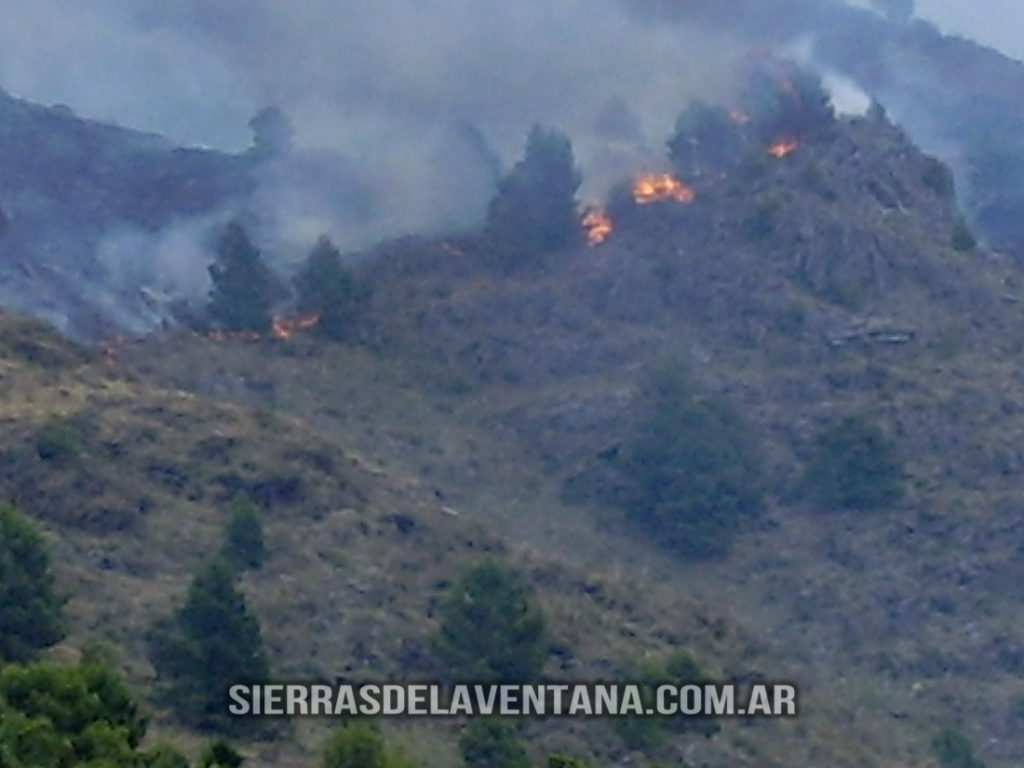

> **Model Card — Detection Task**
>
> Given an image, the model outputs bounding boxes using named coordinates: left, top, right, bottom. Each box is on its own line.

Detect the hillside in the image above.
left=115, top=111, right=1024, bottom=767
left=0, top=309, right=933, bottom=768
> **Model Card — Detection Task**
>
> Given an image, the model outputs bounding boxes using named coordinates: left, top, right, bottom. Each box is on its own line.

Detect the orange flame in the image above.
left=582, top=208, right=613, bottom=245
left=767, top=139, right=799, bottom=158
left=202, top=313, right=321, bottom=342
left=632, top=174, right=696, bottom=204
left=271, top=313, right=321, bottom=340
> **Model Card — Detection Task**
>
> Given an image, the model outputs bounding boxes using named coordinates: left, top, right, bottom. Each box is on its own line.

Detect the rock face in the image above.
left=0, top=87, right=255, bottom=338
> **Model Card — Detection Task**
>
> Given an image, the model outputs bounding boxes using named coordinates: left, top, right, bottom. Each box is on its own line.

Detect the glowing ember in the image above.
left=202, top=313, right=321, bottom=342
left=767, top=139, right=799, bottom=158
left=582, top=208, right=613, bottom=245
left=271, top=313, right=321, bottom=340
left=632, top=174, right=696, bottom=204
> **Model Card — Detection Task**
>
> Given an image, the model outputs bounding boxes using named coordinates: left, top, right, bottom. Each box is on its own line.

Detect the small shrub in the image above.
left=36, top=416, right=81, bottom=461
left=322, top=722, right=412, bottom=768
left=931, top=726, right=986, bottom=768
left=433, top=560, right=547, bottom=682
left=803, top=416, right=904, bottom=511
left=459, top=719, right=529, bottom=768
left=199, top=740, right=245, bottom=768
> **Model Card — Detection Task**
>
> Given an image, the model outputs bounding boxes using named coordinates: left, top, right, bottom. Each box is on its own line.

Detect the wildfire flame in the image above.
left=204, top=313, right=321, bottom=342
left=632, top=174, right=696, bottom=205
left=271, top=313, right=321, bottom=340
left=767, top=139, right=799, bottom=158
left=582, top=208, right=613, bottom=245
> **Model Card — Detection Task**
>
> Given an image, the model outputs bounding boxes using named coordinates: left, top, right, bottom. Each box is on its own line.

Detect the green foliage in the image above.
left=321, top=722, right=411, bottom=768
left=199, top=740, right=244, bottom=768
left=546, top=755, right=591, bottom=768
left=803, top=416, right=905, bottom=511
left=485, top=125, right=582, bottom=265
left=208, top=222, right=275, bottom=333
left=615, top=649, right=718, bottom=751
left=0, top=655, right=148, bottom=768
left=150, top=558, right=270, bottom=730
left=742, top=64, right=835, bottom=143
left=221, top=493, right=266, bottom=571
left=667, top=101, right=746, bottom=180
left=143, top=743, right=192, bottom=768
left=620, top=364, right=763, bottom=560
left=0, top=504, right=66, bottom=662
left=459, top=719, right=529, bottom=768
left=294, top=235, right=359, bottom=341
left=931, top=726, right=987, bottom=768
left=433, top=560, right=547, bottom=682
left=35, top=416, right=81, bottom=461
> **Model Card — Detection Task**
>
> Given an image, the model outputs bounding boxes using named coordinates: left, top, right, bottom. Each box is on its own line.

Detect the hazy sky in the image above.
left=918, top=0, right=1024, bottom=61
left=0, top=0, right=1020, bottom=252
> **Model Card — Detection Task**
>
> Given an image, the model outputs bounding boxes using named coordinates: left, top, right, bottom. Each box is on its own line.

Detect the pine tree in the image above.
left=0, top=503, right=66, bottom=662
left=667, top=101, right=746, bottom=180
left=222, top=493, right=266, bottom=571
left=208, top=222, right=275, bottom=333
left=433, top=560, right=547, bottom=682
left=150, top=558, right=269, bottom=729
left=294, top=235, right=358, bottom=341
left=485, top=125, right=582, bottom=264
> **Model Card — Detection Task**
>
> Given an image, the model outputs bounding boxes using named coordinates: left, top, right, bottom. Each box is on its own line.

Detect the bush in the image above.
left=322, top=722, right=411, bottom=768
left=0, top=503, right=66, bottom=661
left=199, top=740, right=245, bottom=768
left=150, top=558, right=270, bottom=730
left=222, top=493, right=266, bottom=571
left=36, top=416, right=81, bottom=461
left=802, top=416, right=905, bottom=511
left=0, top=655, right=149, bottom=767
left=459, top=719, right=529, bottom=768
left=433, top=560, right=547, bottom=682
left=614, top=649, right=719, bottom=751
left=620, top=364, right=763, bottom=560
left=931, top=727, right=987, bottom=768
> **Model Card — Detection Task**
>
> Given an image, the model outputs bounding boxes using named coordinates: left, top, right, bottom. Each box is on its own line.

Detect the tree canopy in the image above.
left=294, top=235, right=359, bottom=341
left=485, top=125, right=582, bottom=263
left=207, top=222, right=275, bottom=333
left=433, top=560, right=547, bottom=682
left=149, top=558, right=269, bottom=730
left=0, top=503, right=66, bottom=662
left=620, top=365, right=763, bottom=560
